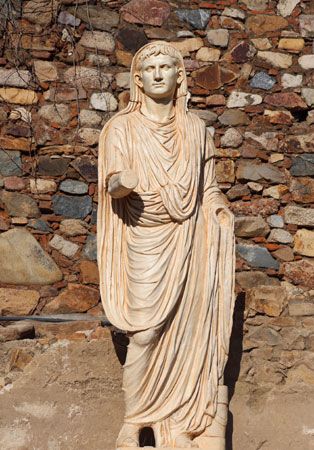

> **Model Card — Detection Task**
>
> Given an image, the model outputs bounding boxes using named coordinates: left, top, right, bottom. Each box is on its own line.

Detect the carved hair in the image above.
left=134, top=43, right=181, bottom=72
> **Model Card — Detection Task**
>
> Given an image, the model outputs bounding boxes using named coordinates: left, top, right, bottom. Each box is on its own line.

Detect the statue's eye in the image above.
left=145, top=66, right=154, bottom=72
left=161, top=65, right=170, bottom=70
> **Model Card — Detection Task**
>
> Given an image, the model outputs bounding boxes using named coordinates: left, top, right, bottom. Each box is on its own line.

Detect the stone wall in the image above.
left=0, top=0, right=313, bottom=391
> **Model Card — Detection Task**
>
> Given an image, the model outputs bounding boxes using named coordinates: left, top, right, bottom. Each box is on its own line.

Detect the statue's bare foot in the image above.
left=116, top=423, right=139, bottom=448
left=173, top=432, right=198, bottom=448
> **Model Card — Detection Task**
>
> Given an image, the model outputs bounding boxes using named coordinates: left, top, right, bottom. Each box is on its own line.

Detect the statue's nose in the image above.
left=154, top=67, right=162, bottom=81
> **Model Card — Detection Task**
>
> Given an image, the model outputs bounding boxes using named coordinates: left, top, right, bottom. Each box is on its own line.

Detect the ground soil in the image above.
left=0, top=333, right=313, bottom=450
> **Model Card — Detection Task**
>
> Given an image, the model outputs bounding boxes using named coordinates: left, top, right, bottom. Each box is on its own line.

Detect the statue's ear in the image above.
left=177, top=67, right=184, bottom=86
left=134, top=73, right=143, bottom=89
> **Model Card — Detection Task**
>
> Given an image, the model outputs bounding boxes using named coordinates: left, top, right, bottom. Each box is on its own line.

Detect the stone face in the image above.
left=0, top=322, right=35, bottom=342
left=207, top=29, right=229, bottom=48
left=236, top=271, right=280, bottom=289
left=171, top=38, right=203, bottom=57
left=0, top=288, right=40, bottom=316
left=176, top=9, right=211, bottom=30
left=294, top=229, right=314, bottom=257
left=64, top=67, right=110, bottom=90
left=267, top=215, right=284, bottom=228
left=231, top=198, right=279, bottom=217
left=79, top=31, right=115, bottom=52
left=268, top=229, right=293, bottom=244
left=60, top=219, right=89, bottom=237
left=277, top=0, right=300, bottom=17
left=301, top=88, right=314, bottom=107
left=121, top=0, right=171, bottom=26
left=0, top=88, right=38, bottom=105
left=285, top=135, right=314, bottom=155
left=34, top=60, right=58, bottom=82
left=226, top=184, right=250, bottom=200
left=235, top=216, right=269, bottom=238
left=190, top=109, right=217, bottom=125
left=236, top=162, right=285, bottom=183
left=246, top=285, right=287, bottom=317
left=30, top=179, right=57, bottom=194
left=80, top=260, right=99, bottom=285
left=196, top=47, right=221, bottom=62
left=230, top=41, right=255, bottom=63
left=39, top=104, right=71, bottom=126
left=250, top=327, right=281, bottom=347
left=78, top=128, right=100, bottom=146
left=52, top=195, right=93, bottom=219
left=79, top=110, right=102, bottom=128
left=0, top=228, right=62, bottom=285
left=257, top=51, right=293, bottom=69
left=71, top=156, right=98, bottom=182
left=60, top=179, right=88, bottom=195
left=291, top=178, right=314, bottom=203
left=90, top=92, right=118, bottom=112
left=281, top=73, right=303, bottom=89
left=58, top=10, right=81, bottom=27
left=192, top=64, right=239, bottom=91
left=43, top=284, right=99, bottom=314
left=222, top=7, right=246, bottom=20
left=246, top=15, right=288, bottom=35
left=4, top=176, right=25, bottom=191
left=28, top=219, right=51, bottom=233
left=23, top=0, right=59, bottom=26
left=49, top=234, right=80, bottom=258
left=219, top=109, right=249, bottom=126
left=116, top=72, right=130, bottom=89
left=285, top=206, right=314, bottom=227
left=82, top=235, right=97, bottom=261
left=0, top=150, right=22, bottom=176
left=221, top=128, right=243, bottom=148
left=237, top=244, right=279, bottom=269
left=1, top=191, right=40, bottom=218
left=38, top=156, right=69, bottom=176
left=264, top=93, right=307, bottom=109
left=215, top=160, right=235, bottom=183
left=251, top=38, right=271, bottom=50
left=281, top=260, right=314, bottom=289
left=272, top=247, right=294, bottom=262
left=68, top=5, right=119, bottom=31
left=299, top=15, right=314, bottom=38
left=289, top=297, right=314, bottom=316
left=250, top=72, right=276, bottom=90
left=0, top=69, right=31, bottom=88
left=263, top=184, right=289, bottom=200
left=291, top=155, right=314, bottom=176
left=278, top=38, right=304, bottom=53
left=227, top=91, right=262, bottom=108
left=241, top=0, right=268, bottom=10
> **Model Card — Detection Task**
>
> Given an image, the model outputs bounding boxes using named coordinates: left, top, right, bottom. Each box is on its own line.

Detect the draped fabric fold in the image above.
left=97, top=108, right=235, bottom=439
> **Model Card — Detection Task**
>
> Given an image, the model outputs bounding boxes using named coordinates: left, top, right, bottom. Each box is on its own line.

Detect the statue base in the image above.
left=118, top=438, right=225, bottom=449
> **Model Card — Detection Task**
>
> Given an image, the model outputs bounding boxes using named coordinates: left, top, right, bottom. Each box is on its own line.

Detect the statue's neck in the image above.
left=140, top=95, right=174, bottom=124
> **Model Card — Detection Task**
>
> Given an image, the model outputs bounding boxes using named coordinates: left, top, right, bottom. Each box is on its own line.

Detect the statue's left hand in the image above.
left=215, top=206, right=234, bottom=228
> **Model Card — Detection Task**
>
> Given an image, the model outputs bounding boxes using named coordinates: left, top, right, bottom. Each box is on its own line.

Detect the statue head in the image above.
left=129, top=41, right=188, bottom=110
left=133, top=43, right=184, bottom=101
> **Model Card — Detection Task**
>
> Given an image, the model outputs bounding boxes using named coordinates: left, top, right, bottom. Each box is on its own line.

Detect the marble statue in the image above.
left=97, top=41, right=235, bottom=450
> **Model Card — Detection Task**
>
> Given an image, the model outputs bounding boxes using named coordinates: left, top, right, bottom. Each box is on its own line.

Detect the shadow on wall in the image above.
left=110, top=292, right=245, bottom=449
left=225, top=292, right=245, bottom=450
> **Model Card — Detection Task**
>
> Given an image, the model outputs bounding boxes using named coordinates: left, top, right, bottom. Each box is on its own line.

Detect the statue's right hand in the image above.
left=107, top=169, right=139, bottom=199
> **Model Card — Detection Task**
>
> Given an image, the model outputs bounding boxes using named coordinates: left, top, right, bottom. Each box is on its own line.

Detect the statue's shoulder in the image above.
left=105, top=112, right=133, bottom=131
left=186, top=111, right=207, bottom=130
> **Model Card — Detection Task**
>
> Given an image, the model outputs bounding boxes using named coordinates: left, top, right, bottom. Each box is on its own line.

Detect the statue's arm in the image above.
left=101, top=123, right=138, bottom=199
left=203, top=131, right=234, bottom=227
left=107, top=169, right=138, bottom=199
